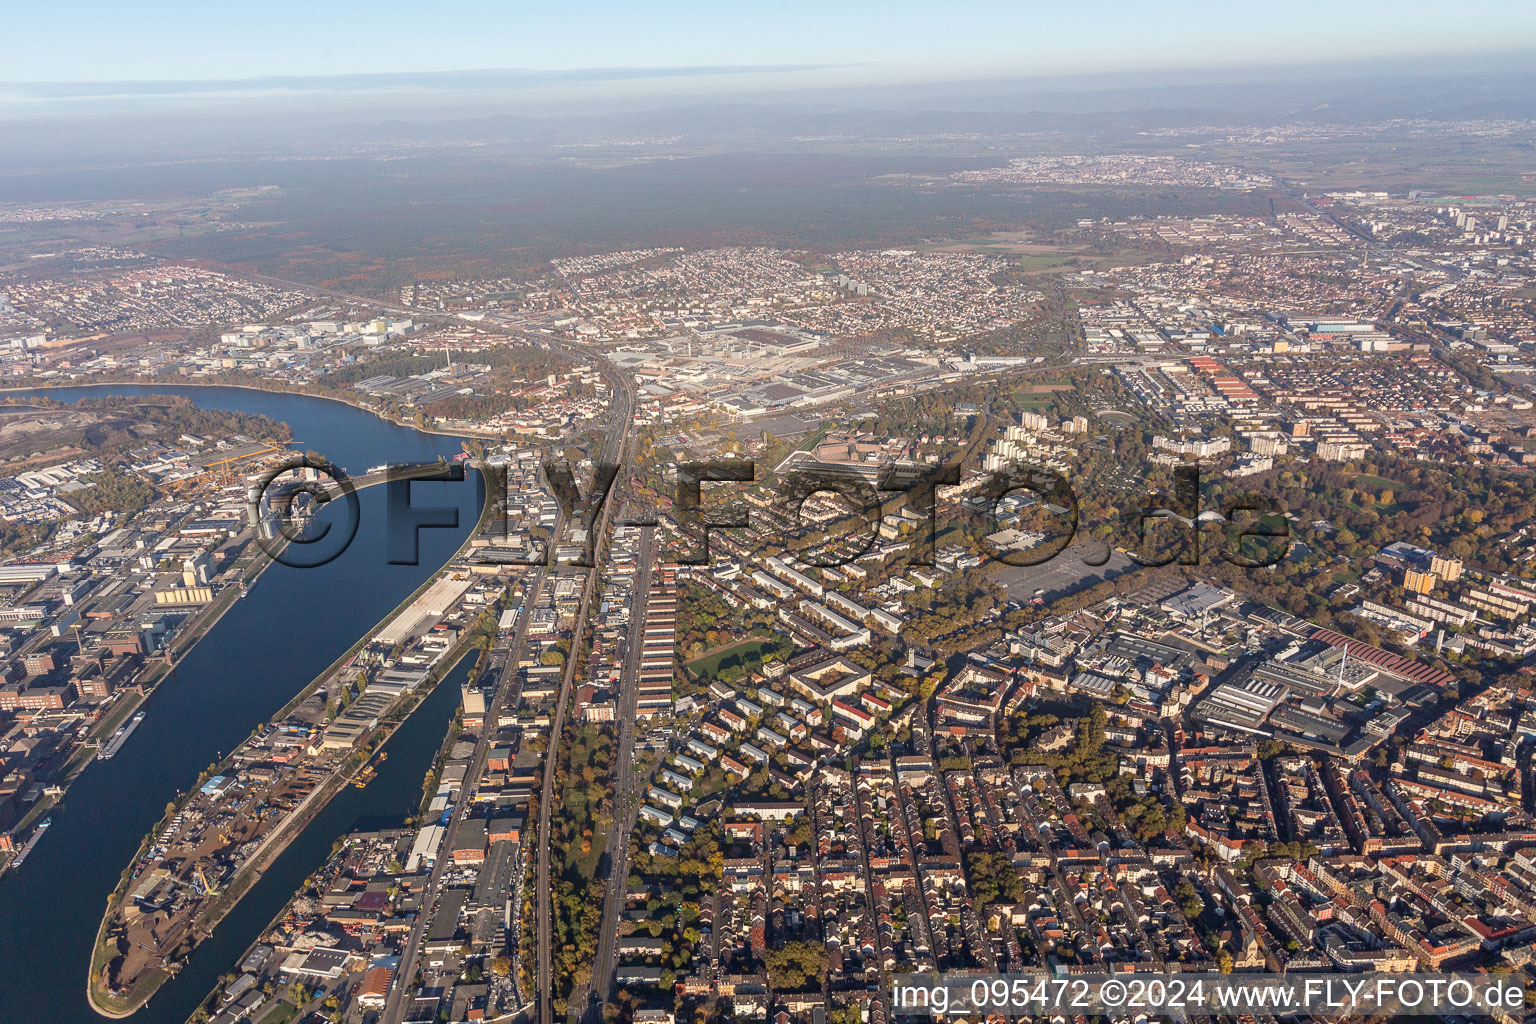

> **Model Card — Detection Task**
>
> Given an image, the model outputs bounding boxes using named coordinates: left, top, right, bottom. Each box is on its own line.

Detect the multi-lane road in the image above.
left=361, top=312, right=637, bottom=1024
left=576, top=524, right=655, bottom=1022
left=379, top=549, right=559, bottom=1024
left=157, top=271, right=658, bottom=1024
left=534, top=362, right=639, bottom=1024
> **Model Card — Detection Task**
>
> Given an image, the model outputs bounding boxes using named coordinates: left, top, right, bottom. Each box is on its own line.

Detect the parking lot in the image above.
left=989, top=542, right=1135, bottom=601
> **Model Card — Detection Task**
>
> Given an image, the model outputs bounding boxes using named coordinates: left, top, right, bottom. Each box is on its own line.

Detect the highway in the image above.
left=380, top=343, right=636, bottom=1024
left=241, top=272, right=649, bottom=1024
left=575, top=524, right=655, bottom=1022
left=125, top=268, right=661, bottom=1022
left=379, top=550, right=559, bottom=1024
left=534, top=360, right=639, bottom=1024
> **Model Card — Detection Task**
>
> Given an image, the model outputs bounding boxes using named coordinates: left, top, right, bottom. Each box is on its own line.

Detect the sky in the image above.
left=7, top=0, right=1535, bottom=86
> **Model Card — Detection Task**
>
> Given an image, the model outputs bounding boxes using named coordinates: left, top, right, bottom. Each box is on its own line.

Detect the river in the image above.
left=0, top=385, right=484, bottom=1024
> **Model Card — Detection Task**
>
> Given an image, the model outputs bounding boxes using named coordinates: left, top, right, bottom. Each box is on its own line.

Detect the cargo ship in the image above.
left=10, top=818, right=50, bottom=869
left=99, top=711, right=146, bottom=760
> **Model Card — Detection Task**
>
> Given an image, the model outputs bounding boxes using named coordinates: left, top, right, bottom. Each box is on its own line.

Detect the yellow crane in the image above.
left=194, top=863, right=220, bottom=897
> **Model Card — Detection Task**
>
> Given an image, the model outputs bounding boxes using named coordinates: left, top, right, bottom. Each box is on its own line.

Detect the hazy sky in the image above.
left=8, top=0, right=1534, bottom=84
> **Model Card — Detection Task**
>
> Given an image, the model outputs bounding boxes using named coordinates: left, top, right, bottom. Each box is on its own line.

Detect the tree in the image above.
left=1174, top=879, right=1205, bottom=922
left=66, top=470, right=157, bottom=516
left=1256, top=739, right=1286, bottom=761
left=965, top=849, right=1025, bottom=908
left=765, top=941, right=828, bottom=991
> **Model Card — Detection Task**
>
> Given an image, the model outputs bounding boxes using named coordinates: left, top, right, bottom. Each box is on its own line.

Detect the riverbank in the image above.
left=3, top=376, right=505, bottom=441
left=0, top=384, right=485, bottom=1024
left=0, top=372, right=470, bottom=862
left=0, top=501, right=298, bottom=874
left=86, top=469, right=497, bottom=1018
left=178, top=651, right=479, bottom=1024
left=0, top=446, right=446, bottom=878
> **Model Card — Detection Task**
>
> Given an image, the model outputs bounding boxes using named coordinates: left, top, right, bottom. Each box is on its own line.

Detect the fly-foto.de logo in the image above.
left=247, top=455, right=1290, bottom=572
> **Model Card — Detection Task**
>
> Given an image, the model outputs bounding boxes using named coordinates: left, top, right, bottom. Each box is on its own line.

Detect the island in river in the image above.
left=0, top=385, right=485, bottom=1024
left=86, top=432, right=504, bottom=1015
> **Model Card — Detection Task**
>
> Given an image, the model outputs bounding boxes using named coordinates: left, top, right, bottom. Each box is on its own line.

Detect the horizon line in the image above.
left=6, top=45, right=1536, bottom=91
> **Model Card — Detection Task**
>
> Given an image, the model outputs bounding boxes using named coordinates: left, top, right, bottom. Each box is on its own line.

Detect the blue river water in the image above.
left=0, top=385, right=483, bottom=1024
